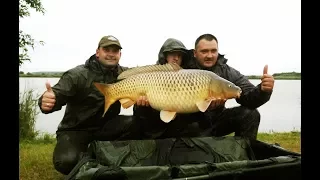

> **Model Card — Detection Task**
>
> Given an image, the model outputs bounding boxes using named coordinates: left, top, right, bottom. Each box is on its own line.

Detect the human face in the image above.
left=166, top=51, right=184, bottom=66
left=96, top=45, right=121, bottom=67
left=193, top=39, right=218, bottom=68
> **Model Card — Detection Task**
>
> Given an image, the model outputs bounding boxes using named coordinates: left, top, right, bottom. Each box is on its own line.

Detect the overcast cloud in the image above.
left=19, top=0, right=301, bottom=76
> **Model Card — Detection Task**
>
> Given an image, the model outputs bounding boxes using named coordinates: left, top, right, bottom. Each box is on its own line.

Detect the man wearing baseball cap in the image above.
left=96, top=35, right=123, bottom=67
left=37, top=35, right=139, bottom=175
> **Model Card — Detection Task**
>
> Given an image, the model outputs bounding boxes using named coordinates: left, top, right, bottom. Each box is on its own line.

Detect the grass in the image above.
left=257, top=131, right=301, bottom=153
left=19, top=134, right=64, bottom=180
left=19, top=88, right=40, bottom=140
left=19, top=131, right=301, bottom=180
left=20, top=142, right=64, bottom=180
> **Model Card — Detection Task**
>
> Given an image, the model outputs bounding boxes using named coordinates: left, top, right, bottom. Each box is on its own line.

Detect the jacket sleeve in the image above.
left=226, top=66, right=272, bottom=109
left=38, top=71, right=78, bottom=114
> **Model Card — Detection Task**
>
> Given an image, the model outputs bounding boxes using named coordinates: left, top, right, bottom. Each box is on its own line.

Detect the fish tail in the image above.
left=93, top=82, right=116, bottom=117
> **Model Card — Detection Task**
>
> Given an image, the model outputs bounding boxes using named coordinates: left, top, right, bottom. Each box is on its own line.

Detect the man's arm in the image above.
left=38, top=71, right=78, bottom=114
left=227, top=66, right=273, bottom=109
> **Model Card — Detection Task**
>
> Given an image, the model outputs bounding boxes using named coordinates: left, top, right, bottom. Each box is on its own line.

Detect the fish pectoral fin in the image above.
left=196, top=99, right=214, bottom=112
left=160, top=110, right=177, bottom=123
left=119, top=98, right=135, bottom=109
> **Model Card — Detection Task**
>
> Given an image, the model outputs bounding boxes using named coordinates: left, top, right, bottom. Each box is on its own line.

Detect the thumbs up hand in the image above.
left=41, top=81, right=56, bottom=111
left=260, top=65, right=275, bottom=92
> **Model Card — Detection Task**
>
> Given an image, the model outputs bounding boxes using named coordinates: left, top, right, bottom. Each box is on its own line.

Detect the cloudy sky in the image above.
left=19, top=0, right=301, bottom=76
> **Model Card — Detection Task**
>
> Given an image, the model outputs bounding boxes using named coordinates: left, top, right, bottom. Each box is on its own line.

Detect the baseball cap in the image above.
left=98, top=35, right=122, bottom=49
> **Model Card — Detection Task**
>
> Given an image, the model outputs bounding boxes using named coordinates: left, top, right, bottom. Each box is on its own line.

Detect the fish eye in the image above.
left=228, top=84, right=232, bottom=88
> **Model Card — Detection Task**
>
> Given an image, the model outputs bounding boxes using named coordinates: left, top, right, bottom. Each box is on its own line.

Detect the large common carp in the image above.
left=94, top=63, right=242, bottom=123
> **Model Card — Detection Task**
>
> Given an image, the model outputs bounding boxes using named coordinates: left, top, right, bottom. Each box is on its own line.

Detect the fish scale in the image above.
left=143, top=70, right=210, bottom=112
left=94, top=64, right=242, bottom=123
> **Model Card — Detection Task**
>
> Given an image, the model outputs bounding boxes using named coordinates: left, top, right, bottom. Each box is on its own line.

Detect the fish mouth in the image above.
left=236, top=90, right=242, bottom=98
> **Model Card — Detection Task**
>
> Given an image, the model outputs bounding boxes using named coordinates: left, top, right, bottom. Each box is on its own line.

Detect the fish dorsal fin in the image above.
left=119, top=98, right=135, bottom=109
left=160, top=110, right=177, bottom=123
left=118, top=63, right=182, bottom=80
left=196, top=98, right=215, bottom=112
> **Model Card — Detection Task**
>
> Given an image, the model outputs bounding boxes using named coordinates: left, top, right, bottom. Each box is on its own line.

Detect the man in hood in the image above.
left=156, top=38, right=190, bottom=68
left=38, top=35, right=140, bottom=175
left=134, top=38, right=215, bottom=139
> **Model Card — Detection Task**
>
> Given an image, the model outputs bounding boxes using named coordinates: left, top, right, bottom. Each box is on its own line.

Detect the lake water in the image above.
left=19, top=77, right=301, bottom=135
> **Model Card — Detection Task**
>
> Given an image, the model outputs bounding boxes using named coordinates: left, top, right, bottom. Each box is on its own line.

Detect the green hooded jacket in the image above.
left=133, top=38, right=212, bottom=139
left=38, top=54, right=128, bottom=131
left=155, top=38, right=191, bottom=68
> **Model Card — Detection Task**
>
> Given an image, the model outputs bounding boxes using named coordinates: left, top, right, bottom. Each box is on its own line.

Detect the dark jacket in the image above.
left=38, top=54, right=128, bottom=131
left=186, top=50, right=272, bottom=109
left=133, top=38, right=212, bottom=139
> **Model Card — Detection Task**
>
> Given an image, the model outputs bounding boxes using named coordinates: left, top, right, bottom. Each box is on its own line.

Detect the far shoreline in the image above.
left=19, top=75, right=301, bottom=80
left=19, top=71, right=301, bottom=80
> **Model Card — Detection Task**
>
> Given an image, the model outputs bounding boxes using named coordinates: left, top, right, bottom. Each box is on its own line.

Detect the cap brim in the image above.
left=100, top=42, right=122, bottom=49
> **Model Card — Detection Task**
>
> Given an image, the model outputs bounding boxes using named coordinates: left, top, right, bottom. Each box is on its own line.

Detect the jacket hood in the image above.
left=215, top=53, right=228, bottom=65
left=156, top=38, right=189, bottom=67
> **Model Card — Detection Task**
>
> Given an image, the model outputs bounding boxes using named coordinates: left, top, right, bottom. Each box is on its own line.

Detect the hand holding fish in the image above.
left=136, top=96, right=150, bottom=107
left=208, top=98, right=227, bottom=110
left=261, top=65, right=274, bottom=92
left=41, top=82, right=56, bottom=111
